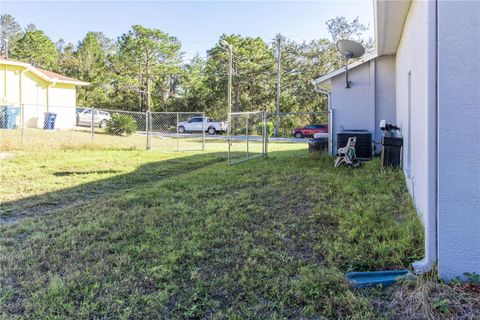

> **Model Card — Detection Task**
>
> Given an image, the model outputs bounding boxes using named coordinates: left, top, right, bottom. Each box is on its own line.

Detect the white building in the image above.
left=0, top=57, right=88, bottom=129
left=313, top=0, right=479, bottom=280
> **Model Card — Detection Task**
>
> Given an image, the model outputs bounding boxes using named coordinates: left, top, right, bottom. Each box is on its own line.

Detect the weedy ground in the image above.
left=0, top=145, right=476, bottom=319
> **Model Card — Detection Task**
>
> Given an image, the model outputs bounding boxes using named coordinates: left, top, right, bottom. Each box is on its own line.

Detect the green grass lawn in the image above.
left=0, top=147, right=425, bottom=319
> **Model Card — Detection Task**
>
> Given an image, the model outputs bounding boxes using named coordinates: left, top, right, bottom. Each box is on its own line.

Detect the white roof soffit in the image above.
left=374, top=0, right=412, bottom=55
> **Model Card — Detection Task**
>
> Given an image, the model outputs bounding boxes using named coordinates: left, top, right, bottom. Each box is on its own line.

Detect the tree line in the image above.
left=0, top=14, right=371, bottom=120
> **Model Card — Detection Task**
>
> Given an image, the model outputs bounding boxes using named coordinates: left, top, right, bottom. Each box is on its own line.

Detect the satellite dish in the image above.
left=336, top=39, right=365, bottom=88
left=337, top=39, right=365, bottom=59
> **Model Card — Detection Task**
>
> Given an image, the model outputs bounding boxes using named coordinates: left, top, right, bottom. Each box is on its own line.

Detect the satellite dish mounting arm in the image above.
left=344, top=51, right=353, bottom=88
left=336, top=39, right=365, bottom=89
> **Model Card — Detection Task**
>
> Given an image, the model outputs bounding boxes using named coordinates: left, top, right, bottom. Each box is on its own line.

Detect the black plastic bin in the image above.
left=308, top=137, right=328, bottom=153
left=381, top=136, right=403, bottom=168
left=337, top=130, right=372, bottom=159
left=43, top=112, right=57, bottom=130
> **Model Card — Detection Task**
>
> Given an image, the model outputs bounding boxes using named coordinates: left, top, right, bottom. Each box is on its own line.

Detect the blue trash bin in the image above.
left=44, top=112, right=57, bottom=130
left=0, top=106, right=20, bottom=129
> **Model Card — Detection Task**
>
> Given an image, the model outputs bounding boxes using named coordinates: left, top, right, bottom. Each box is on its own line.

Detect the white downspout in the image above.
left=369, top=59, right=377, bottom=154
left=412, top=0, right=438, bottom=274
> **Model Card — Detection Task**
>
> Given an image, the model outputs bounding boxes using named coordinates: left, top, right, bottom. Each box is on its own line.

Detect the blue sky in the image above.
left=1, top=1, right=373, bottom=60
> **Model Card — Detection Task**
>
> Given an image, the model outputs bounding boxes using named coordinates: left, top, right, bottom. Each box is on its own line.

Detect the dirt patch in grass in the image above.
left=0, top=152, right=15, bottom=160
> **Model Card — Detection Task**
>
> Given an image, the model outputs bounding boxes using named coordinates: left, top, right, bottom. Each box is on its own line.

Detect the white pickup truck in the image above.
left=177, top=117, right=227, bottom=135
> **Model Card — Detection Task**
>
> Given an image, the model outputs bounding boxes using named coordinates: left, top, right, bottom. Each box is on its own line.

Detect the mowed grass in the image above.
left=0, top=128, right=217, bottom=153
left=0, top=148, right=424, bottom=319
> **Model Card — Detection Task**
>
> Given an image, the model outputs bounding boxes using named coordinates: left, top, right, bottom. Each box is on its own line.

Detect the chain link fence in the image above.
left=0, top=104, right=213, bottom=153
left=1, top=103, right=91, bottom=151
left=0, top=103, right=22, bottom=151
left=1, top=104, right=331, bottom=166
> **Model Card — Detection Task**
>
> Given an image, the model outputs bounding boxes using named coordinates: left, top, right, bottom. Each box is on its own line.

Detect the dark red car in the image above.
left=291, top=124, right=328, bottom=138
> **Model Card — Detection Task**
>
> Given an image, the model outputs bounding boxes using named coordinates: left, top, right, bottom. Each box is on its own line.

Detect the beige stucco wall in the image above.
left=1, top=64, right=23, bottom=106
left=48, top=84, right=77, bottom=129
left=21, top=72, right=49, bottom=129
left=21, top=72, right=48, bottom=106
left=0, top=63, right=77, bottom=129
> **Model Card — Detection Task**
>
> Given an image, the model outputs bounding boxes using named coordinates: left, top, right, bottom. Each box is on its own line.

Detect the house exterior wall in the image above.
left=395, top=0, right=430, bottom=224
left=437, top=0, right=480, bottom=280
left=331, top=62, right=374, bottom=154
left=48, top=84, right=77, bottom=129
left=22, top=72, right=49, bottom=129
left=374, top=55, right=396, bottom=148
left=1, top=65, right=22, bottom=106
left=330, top=56, right=396, bottom=154
left=323, top=0, right=478, bottom=280
left=395, top=0, right=439, bottom=274
left=0, top=63, right=77, bottom=129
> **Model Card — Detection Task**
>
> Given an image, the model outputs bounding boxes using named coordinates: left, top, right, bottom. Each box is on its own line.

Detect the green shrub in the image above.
left=255, top=121, right=274, bottom=137
left=105, top=113, right=137, bottom=136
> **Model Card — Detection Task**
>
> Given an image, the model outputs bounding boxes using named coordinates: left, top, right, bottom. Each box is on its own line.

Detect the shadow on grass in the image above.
left=53, top=170, right=121, bottom=177
left=0, top=151, right=229, bottom=224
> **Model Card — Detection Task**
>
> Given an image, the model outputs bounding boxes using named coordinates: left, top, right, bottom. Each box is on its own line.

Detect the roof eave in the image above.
left=312, top=53, right=379, bottom=88
left=59, top=80, right=90, bottom=86
left=314, top=80, right=332, bottom=93
left=374, top=0, right=412, bottom=55
left=1, top=59, right=88, bottom=86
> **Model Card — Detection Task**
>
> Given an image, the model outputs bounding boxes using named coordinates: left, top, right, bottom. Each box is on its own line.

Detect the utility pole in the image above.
left=3, top=39, right=8, bottom=59
left=146, top=76, right=151, bottom=112
left=221, top=40, right=233, bottom=136
left=274, top=34, right=282, bottom=137
left=146, top=76, right=152, bottom=150
left=228, top=45, right=233, bottom=130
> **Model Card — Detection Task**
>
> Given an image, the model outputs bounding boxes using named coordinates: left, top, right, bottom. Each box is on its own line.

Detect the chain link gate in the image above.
left=227, top=111, right=267, bottom=165
left=226, top=111, right=330, bottom=165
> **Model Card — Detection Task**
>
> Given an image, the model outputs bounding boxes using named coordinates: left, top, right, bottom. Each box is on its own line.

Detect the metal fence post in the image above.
left=176, top=112, right=179, bottom=152
left=328, top=108, right=333, bottom=156
left=227, top=112, right=231, bottom=165
left=21, top=103, right=25, bottom=149
left=90, top=108, right=94, bottom=143
left=146, top=110, right=151, bottom=150
left=262, top=111, right=267, bottom=157
left=202, top=111, right=205, bottom=151
left=264, top=112, right=269, bottom=158
left=246, top=113, right=249, bottom=159
left=71, top=105, right=75, bottom=147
